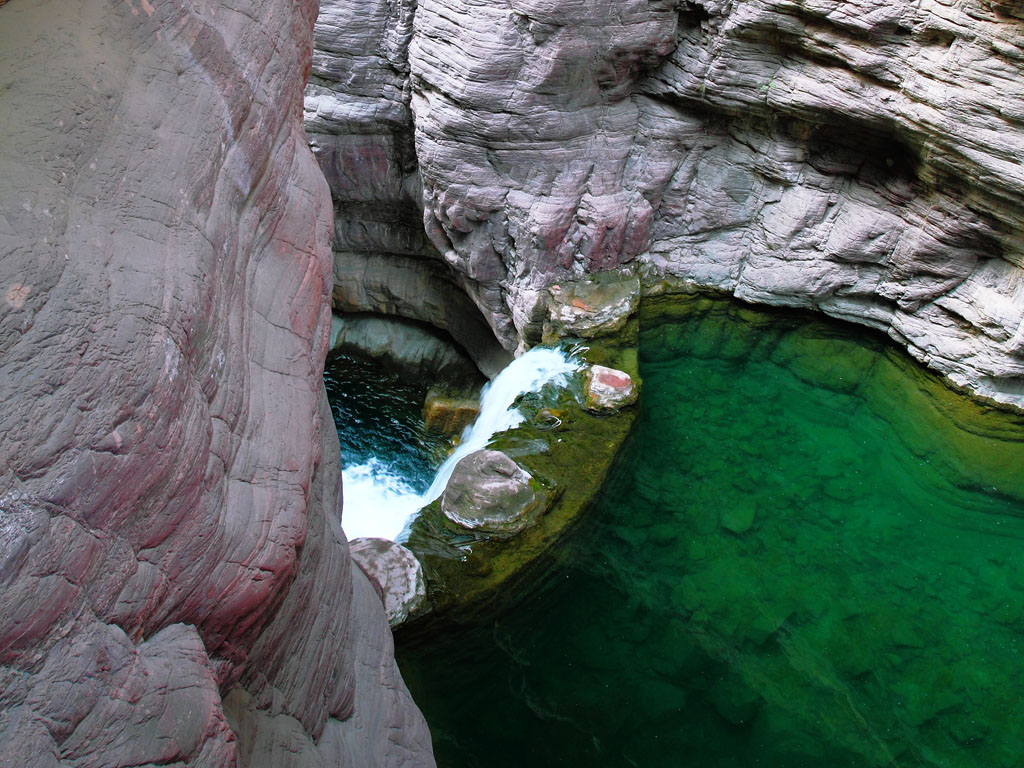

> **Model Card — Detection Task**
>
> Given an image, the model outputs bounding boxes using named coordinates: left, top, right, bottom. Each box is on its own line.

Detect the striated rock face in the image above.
left=0, top=0, right=432, bottom=765
left=307, top=0, right=1024, bottom=408
left=304, top=0, right=513, bottom=379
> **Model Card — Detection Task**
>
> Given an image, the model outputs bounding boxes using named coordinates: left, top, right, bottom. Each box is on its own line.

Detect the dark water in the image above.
left=323, top=347, right=444, bottom=492
left=391, top=302, right=1024, bottom=768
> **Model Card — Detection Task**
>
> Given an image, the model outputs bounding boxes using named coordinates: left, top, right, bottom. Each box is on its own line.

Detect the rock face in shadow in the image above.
left=307, top=0, right=1024, bottom=408
left=0, top=1, right=433, bottom=765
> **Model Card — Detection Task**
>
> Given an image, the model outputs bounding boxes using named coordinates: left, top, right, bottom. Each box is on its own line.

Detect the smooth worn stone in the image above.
left=720, top=503, right=757, bottom=535
left=584, top=365, right=639, bottom=412
left=349, top=538, right=427, bottom=627
left=331, top=313, right=483, bottom=387
left=441, top=450, right=551, bottom=536
left=0, top=1, right=434, bottom=766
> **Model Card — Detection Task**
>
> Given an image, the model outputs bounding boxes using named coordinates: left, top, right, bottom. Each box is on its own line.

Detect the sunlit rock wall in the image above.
left=307, top=0, right=1024, bottom=407
left=0, top=0, right=433, bottom=765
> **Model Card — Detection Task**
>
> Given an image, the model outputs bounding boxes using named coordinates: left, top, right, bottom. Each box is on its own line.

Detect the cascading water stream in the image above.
left=339, top=346, right=580, bottom=542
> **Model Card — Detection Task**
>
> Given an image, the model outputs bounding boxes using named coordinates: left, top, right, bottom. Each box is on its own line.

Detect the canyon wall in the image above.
left=0, top=1, right=432, bottom=765
left=307, top=0, right=1024, bottom=407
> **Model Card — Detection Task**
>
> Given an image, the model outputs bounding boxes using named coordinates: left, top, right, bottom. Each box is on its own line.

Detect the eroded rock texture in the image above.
left=307, top=0, right=1024, bottom=407
left=304, top=0, right=513, bottom=378
left=0, top=0, right=433, bottom=765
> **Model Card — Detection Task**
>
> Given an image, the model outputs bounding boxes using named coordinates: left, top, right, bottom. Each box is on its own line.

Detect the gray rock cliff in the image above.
left=307, top=0, right=1024, bottom=407
left=0, top=0, right=433, bottom=765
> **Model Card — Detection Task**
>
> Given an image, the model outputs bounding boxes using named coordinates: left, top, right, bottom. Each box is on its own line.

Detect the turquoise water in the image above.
left=392, top=301, right=1024, bottom=768
left=323, top=348, right=445, bottom=492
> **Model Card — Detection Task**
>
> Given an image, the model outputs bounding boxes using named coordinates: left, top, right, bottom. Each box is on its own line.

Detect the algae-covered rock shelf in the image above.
left=324, top=325, right=639, bottom=624
left=394, top=296, right=1024, bottom=768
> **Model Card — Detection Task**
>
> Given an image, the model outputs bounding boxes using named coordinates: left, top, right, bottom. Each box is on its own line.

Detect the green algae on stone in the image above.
left=396, top=295, right=1024, bottom=768
left=403, top=342, right=638, bottom=622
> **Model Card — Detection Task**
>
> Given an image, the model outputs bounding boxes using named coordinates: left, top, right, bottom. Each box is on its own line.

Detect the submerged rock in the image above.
left=720, top=503, right=757, bottom=535
left=350, top=538, right=427, bottom=627
left=441, top=450, right=551, bottom=536
left=584, top=365, right=639, bottom=412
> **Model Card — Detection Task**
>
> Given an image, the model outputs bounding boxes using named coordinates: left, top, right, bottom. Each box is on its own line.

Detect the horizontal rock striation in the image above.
left=637, top=0, right=1024, bottom=406
left=308, top=0, right=1024, bottom=407
left=0, top=0, right=432, bottom=765
left=304, top=0, right=512, bottom=379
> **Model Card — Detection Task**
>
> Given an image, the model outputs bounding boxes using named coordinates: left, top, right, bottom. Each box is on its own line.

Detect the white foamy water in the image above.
left=341, top=458, right=425, bottom=541
left=340, top=346, right=581, bottom=542
left=419, top=346, right=580, bottom=506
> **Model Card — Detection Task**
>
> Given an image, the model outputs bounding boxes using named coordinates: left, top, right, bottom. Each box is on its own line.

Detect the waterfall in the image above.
left=419, top=347, right=579, bottom=506
left=340, top=346, right=580, bottom=542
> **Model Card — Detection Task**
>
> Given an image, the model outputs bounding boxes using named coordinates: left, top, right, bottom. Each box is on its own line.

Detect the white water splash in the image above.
left=419, top=346, right=580, bottom=506
left=341, top=459, right=425, bottom=541
left=340, top=346, right=581, bottom=542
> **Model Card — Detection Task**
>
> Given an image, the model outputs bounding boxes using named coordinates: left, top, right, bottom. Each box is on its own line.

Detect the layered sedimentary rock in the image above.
left=307, top=0, right=1024, bottom=407
left=0, top=1, right=432, bottom=765
left=304, top=0, right=512, bottom=378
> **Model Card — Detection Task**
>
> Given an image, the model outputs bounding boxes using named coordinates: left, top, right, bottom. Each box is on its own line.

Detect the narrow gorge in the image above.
left=2, top=0, right=1023, bottom=766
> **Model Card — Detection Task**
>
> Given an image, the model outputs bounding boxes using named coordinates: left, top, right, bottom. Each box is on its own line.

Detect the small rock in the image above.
left=349, top=538, right=427, bottom=627
left=584, top=365, right=638, bottom=411
left=441, top=450, right=551, bottom=536
left=423, top=389, right=480, bottom=436
left=720, top=503, right=757, bottom=534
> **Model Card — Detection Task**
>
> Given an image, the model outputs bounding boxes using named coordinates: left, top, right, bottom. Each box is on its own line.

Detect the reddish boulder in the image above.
left=584, top=365, right=639, bottom=412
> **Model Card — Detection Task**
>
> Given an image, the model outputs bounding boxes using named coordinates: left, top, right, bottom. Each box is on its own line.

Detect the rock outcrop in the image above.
left=304, top=0, right=513, bottom=379
left=0, top=1, right=432, bottom=765
left=349, top=538, right=427, bottom=627
left=441, top=450, right=551, bottom=537
left=330, top=313, right=483, bottom=387
left=307, top=0, right=1024, bottom=408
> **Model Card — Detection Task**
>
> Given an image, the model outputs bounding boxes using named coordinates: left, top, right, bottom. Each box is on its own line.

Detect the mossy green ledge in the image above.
left=401, top=272, right=643, bottom=628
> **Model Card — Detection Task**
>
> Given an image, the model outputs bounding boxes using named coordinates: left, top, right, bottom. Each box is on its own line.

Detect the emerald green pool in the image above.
left=393, top=298, right=1024, bottom=768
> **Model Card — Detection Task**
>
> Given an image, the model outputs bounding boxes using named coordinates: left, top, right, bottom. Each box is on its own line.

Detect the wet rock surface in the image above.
left=308, top=0, right=1024, bottom=408
left=441, top=450, right=551, bottom=537
left=423, top=391, right=480, bottom=437
left=543, top=273, right=641, bottom=342
left=0, top=1, right=433, bottom=765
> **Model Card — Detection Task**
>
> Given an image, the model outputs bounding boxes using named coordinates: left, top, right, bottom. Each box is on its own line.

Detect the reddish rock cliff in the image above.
left=0, top=0, right=433, bottom=765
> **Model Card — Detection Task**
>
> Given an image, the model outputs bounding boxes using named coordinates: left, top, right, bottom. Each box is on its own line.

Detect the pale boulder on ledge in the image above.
left=441, top=450, right=552, bottom=536
left=584, top=365, right=639, bottom=412
left=349, top=538, right=428, bottom=627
